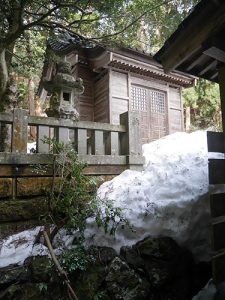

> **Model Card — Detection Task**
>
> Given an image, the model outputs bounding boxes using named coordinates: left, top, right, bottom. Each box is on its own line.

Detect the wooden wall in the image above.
left=75, top=63, right=184, bottom=141
left=109, top=70, right=184, bottom=143
left=110, top=70, right=129, bottom=124
left=94, top=72, right=110, bottom=123
left=77, top=64, right=95, bottom=121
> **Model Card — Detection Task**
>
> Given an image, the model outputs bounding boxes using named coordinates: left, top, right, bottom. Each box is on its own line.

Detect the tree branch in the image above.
left=23, top=5, right=60, bottom=30
left=43, top=230, right=79, bottom=300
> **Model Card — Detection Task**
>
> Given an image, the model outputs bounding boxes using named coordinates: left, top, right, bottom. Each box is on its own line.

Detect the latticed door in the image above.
left=131, top=86, right=149, bottom=144
left=131, top=85, right=168, bottom=144
left=149, top=89, right=168, bottom=141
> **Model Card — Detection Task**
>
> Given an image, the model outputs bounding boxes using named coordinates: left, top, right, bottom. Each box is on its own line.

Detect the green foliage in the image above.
left=42, top=138, right=97, bottom=237
left=94, top=198, right=132, bottom=236
left=12, top=31, right=46, bottom=78
left=42, top=138, right=129, bottom=242
left=182, top=79, right=221, bottom=130
left=60, top=245, right=96, bottom=273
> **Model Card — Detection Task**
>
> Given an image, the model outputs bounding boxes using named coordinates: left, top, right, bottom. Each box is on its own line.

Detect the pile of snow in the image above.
left=85, top=131, right=211, bottom=261
left=0, top=131, right=214, bottom=266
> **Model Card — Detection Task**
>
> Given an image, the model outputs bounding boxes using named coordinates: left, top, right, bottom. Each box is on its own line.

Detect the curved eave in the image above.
left=109, top=60, right=195, bottom=88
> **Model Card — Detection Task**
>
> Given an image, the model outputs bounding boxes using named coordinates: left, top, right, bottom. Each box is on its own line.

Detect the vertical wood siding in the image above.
left=77, top=64, right=95, bottom=121
left=168, top=86, right=183, bottom=133
left=111, top=71, right=129, bottom=124
left=94, top=72, right=110, bottom=123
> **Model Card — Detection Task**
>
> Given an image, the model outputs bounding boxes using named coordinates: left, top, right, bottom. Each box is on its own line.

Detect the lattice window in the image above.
left=149, top=90, right=167, bottom=141
left=131, top=86, right=147, bottom=111
left=149, top=90, right=166, bottom=114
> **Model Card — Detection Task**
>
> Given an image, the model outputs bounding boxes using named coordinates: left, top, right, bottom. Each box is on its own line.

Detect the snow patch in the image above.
left=85, top=131, right=211, bottom=261
left=0, top=227, right=48, bottom=268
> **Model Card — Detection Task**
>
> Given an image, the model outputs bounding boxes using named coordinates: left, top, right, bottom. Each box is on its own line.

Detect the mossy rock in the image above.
left=0, top=283, right=47, bottom=300
left=27, top=256, right=55, bottom=283
left=72, top=263, right=107, bottom=300
left=0, top=265, right=28, bottom=289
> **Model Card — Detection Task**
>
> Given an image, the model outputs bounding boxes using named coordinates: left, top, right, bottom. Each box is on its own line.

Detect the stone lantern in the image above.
left=43, top=61, right=84, bottom=120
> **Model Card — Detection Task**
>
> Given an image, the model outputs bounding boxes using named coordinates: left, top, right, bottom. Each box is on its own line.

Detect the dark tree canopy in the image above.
left=2, top=0, right=213, bottom=132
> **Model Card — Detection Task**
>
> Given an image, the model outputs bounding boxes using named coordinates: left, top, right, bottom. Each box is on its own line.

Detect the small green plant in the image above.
left=94, top=198, right=132, bottom=236
left=41, top=137, right=129, bottom=242
left=60, top=245, right=96, bottom=273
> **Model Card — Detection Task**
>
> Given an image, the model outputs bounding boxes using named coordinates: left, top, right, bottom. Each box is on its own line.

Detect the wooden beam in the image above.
left=28, top=115, right=126, bottom=132
left=78, top=154, right=126, bottom=165
left=218, top=66, right=225, bottom=132
left=211, top=216, right=225, bottom=251
left=210, top=72, right=219, bottom=80
left=0, top=112, right=13, bottom=123
left=207, top=131, right=224, bottom=153
left=208, top=159, right=225, bottom=184
left=210, top=193, right=225, bottom=218
left=212, top=251, right=225, bottom=284
left=186, top=53, right=207, bottom=71
left=0, top=165, right=54, bottom=178
left=204, top=46, right=225, bottom=63
left=83, top=165, right=126, bottom=175
left=199, top=60, right=217, bottom=76
left=0, top=153, right=54, bottom=165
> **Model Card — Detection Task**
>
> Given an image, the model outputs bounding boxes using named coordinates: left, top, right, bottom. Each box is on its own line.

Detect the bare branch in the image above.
left=23, top=5, right=60, bottom=30
left=43, top=230, right=79, bottom=300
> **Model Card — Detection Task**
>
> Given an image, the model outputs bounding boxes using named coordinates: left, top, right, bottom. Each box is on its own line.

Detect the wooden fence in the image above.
left=0, top=108, right=143, bottom=199
left=207, top=131, right=225, bottom=284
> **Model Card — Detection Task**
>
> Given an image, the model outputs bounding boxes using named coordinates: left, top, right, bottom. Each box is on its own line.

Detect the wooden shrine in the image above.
left=39, top=41, right=194, bottom=144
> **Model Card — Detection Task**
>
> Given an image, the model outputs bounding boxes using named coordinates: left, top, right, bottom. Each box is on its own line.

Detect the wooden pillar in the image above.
left=75, top=129, right=87, bottom=154
left=11, top=109, right=28, bottom=200
left=218, top=66, right=225, bottom=132
left=12, top=109, right=28, bottom=153
left=120, top=111, right=143, bottom=170
left=105, top=132, right=119, bottom=155
left=92, top=130, right=104, bottom=155
left=56, top=127, right=70, bottom=146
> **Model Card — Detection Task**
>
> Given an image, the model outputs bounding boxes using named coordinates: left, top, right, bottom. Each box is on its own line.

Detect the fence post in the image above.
left=12, top=108, right=28, bottom=153
left=120, top=111, right=144, bottom=170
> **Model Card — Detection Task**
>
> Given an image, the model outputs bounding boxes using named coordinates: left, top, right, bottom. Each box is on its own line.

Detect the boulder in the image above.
left=0, top=265, right=28, bottom=289
left=27, top=256, right=55, bottom=283
left=135, top=236, right=179, bottom=260
left=106, top=257, right=151, bottom=300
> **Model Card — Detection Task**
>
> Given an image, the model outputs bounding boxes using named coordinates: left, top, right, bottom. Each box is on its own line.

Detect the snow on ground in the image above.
left=0, top=227, right=48, bottom=268
left=27, top=142, right=36, bottom=153
left=0, top=131, right=215, bottom=266
left=85, top=131, right=211, bottom=261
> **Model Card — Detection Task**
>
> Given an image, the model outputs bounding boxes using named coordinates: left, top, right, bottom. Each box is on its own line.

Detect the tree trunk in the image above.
left=185, top=106, right=191, bottom=132
left=0, top=48, right=9, bottom=108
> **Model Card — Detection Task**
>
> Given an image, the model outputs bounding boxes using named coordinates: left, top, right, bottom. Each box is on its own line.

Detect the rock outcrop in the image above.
left=0, top=236, right=212, bottom=300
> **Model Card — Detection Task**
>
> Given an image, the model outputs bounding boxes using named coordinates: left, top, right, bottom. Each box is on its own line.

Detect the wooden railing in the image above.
left=0, top=108, right=143, bottom=178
